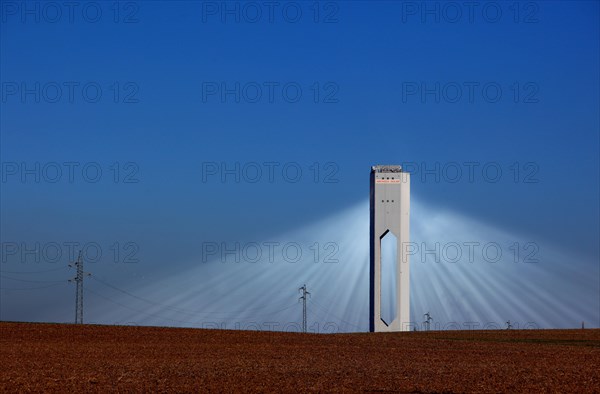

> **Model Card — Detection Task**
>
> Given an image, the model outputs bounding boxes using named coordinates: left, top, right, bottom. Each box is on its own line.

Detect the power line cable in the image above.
left=0, top=266, right=68, bottom=274
left=85, top=287, right=198, bottom=325
left=0, top=275, right=66, bottom=284
left=91, top=276, right=295, bottom=317
left=250, top=303, right=298, bottom=317
left=309, top=299, right=362, bottom=329
left=85, top=287, right=297, bottom=325
left=306, top=306, right=337, bottom=332
left=0, top=282, right=67, bottom=291
left=306, top=307, right=348, bottom=334
left=1, top=268, right=299, bottom=321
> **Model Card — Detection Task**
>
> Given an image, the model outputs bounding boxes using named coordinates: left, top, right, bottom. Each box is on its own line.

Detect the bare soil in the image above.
left=1, top=322, right=598, bottom=393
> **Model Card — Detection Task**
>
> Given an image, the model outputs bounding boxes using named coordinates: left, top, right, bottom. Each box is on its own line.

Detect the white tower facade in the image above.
left=370, top=165, right=410, bottom=332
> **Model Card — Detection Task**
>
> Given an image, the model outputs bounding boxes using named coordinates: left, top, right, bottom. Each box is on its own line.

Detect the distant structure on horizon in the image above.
left=370, top=165, right=410, bottom=332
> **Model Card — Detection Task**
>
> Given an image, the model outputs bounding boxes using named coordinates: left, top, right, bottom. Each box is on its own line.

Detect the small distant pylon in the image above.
left=298, top=284, right=310, bottom=333
left=506, top=320, right=513, bottom=330
left=69, top=251, right=91, bottom=324
left=423, top=312, right=432, bottom=331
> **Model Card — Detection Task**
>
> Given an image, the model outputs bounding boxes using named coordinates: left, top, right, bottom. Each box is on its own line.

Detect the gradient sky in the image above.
left=1, top=1, right=598, bottom=330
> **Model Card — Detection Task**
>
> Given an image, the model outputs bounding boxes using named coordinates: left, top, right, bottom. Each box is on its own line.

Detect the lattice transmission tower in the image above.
left=69, top=251, right=90, bottom=324
left=298, top=284, right=310, bottom=333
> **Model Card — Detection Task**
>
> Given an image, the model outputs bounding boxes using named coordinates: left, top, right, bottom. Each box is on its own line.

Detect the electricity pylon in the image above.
left=424, top=312, right=432, bottom=331
left=298, top=284, right=310, bottom=333
left=69, top=251, right=91, bottom=324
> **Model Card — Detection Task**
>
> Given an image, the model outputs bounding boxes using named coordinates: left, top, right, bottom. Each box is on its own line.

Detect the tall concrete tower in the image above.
left=370, top=165, right=410, bottom=332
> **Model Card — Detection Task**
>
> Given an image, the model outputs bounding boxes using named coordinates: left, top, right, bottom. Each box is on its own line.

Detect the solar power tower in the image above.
left=370, top=165, right=410, bottom=332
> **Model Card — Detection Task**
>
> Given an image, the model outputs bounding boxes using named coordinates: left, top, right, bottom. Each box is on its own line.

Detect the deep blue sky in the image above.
left=1, top=1, right=598, bottom=328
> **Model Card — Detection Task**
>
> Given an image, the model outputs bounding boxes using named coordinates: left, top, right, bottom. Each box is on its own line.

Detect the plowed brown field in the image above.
left=1, top=322, right=598, bottom=393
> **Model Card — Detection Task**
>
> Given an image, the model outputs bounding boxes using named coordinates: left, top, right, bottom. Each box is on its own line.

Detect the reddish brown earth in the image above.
left=1, top=322, right=599, bottom=393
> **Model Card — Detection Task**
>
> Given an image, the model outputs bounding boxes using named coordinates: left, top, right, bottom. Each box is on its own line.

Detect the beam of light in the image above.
left=14, top=198, right=598, bottom=331
left=409, top=199, right=599, bottom=330
left=83, top=202, right=370, bottom=332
